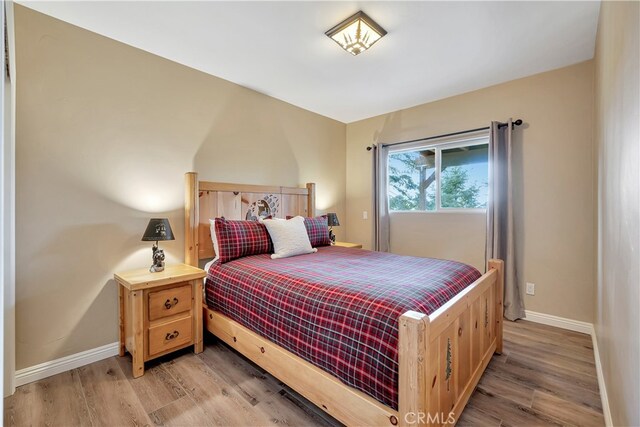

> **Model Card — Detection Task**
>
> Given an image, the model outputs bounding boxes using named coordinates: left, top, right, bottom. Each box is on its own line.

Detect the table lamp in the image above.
left=141, top=218, right=175, bottom=272
left=327, top=213, right=340, bottom=244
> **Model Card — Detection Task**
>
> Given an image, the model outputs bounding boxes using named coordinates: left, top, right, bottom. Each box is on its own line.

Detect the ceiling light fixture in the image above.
left=325, top=11, right=387, bottom=56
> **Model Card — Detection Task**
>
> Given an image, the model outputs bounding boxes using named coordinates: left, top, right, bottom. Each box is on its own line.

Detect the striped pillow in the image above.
left=214, top=218, right=274, bottom=263
left=287, top=215, right=331, bottom=247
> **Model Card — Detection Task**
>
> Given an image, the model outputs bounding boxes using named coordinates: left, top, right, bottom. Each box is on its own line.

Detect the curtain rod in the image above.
left=365, top=119, right=523, bottom=151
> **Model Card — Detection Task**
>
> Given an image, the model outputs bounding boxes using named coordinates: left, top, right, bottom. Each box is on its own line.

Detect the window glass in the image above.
left=388, top=148, right=436, bottom=211
left=440, top=144, right=488, bottom=209
left=387, top=139, right=489, bottom=211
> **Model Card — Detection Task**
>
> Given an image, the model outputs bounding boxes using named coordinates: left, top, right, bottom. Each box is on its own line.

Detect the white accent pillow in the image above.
left=260, top=216, right=317, bottom=259
left=208, top=219, right=220, bottom=262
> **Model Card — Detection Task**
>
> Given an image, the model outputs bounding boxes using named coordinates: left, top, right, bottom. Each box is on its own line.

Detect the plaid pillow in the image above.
left=214, top=218, right=274, bottom=263
left=287, top=215, right=331, bottom=247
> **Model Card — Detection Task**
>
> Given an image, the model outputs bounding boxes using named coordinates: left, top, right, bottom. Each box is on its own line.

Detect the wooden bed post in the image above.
left=488, top=259, right=504, bottom=354
left=398, top=311, right=430, bottom=426
left=185, top=172, right=199, bottom=267
left=306, top=183, right=316, bottom=216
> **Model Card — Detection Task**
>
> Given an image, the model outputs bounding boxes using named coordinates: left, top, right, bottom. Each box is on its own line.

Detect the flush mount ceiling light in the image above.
left=325, top=11, right=387, bottom=56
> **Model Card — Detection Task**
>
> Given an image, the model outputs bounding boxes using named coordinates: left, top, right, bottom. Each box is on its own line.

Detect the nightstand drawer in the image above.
left=148, top=283, right=192, bottom=321
left=148, top=316, right=193, bottom=356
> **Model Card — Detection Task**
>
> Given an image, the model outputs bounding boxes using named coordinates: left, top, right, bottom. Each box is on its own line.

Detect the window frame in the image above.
left=387, top=133, right=490, bottom=214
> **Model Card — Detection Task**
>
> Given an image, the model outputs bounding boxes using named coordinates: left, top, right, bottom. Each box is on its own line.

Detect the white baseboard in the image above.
left=524, top=310, right=593, bottom=335
left=523, top=310, right=612, bottom=426
left=14, top=342, right=119, bottom=387
left=590, top=326, right=613, bottom=427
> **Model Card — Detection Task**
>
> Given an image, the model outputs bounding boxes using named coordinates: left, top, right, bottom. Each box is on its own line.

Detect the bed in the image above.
left=184, top=172, right=504, bottom=426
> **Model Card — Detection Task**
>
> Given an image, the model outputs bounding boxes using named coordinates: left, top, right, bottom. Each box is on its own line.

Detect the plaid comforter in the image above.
left=205, top=246, right=481, bottom=409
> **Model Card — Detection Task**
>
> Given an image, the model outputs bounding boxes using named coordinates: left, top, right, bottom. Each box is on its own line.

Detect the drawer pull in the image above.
left=165, top=330, right=180, bottom=341
left=164, top=298, right=179, bottom=309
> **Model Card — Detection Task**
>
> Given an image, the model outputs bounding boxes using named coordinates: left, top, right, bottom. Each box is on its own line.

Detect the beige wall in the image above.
left=14, top=6, right=346, bottom=369
left=594, top=2, right=640, bottom=426
left=387, top=212, right=486, bottom=271
left=346, top=61, right=596, bottom=322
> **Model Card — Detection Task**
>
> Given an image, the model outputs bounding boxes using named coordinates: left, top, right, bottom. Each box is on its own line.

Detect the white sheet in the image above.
left=203, top=258, right=215, bottom=284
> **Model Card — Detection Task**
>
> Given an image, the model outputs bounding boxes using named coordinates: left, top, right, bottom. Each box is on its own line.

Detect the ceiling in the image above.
left=19, top=1, right=601, bottom=123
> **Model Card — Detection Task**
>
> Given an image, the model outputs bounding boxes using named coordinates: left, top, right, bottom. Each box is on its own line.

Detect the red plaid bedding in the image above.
left=205, top=246, right=481, bottom=409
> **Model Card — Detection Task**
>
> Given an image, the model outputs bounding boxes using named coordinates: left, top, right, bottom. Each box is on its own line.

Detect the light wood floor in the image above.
left=4, top=320, right=604, bottom=426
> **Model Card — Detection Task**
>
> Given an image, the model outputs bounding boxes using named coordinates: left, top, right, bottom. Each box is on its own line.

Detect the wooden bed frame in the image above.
left=184, top=172, right=504, bottom=426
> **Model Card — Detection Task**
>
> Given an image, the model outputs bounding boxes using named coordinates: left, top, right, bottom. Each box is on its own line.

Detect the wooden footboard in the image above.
left=398, top=259, right=504, bottom=426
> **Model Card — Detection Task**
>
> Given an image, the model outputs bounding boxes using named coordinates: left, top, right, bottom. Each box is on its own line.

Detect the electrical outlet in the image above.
left=526, top=282, right=535, bottom=295
left=362, top=211, right=368, bottom=220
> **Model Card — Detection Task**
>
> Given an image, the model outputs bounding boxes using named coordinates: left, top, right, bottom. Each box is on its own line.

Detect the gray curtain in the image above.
left=486, top=120, right=525, bottom=321
left=373, top=144, right=390, bottom=252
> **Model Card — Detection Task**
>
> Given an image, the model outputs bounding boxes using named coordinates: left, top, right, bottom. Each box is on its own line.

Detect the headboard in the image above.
left=184, top=172, right=316, bottom=266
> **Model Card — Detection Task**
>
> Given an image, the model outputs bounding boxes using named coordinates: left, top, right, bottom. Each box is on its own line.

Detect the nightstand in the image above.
left=333, top=241, right=363, bottom=249
left=115, top=263, right=206, bottom=378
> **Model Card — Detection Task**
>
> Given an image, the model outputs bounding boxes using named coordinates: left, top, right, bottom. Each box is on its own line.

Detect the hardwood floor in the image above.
left=4, top=320, right=604, bottom=426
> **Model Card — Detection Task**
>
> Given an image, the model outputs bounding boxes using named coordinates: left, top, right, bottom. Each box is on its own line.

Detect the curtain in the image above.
left=486, top=119, right=525, bottom=321
left=373, top=144, right=390, bottom=252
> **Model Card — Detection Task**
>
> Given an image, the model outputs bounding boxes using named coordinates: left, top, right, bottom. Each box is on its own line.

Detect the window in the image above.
left=388, top=137, right=489, bottom=212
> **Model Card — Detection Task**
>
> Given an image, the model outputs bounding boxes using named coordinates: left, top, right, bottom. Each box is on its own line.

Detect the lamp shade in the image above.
left=326, top=213, right=340, bottom=227
left=141, top=218, right=175, bottom=241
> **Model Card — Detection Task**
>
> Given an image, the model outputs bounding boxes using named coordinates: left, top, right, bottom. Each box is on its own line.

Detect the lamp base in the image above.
left=329, top=229, right=336, bottom=244
left=149, top=243, right=166, bottom=273
left=150, top=264, right=165, bottom=273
